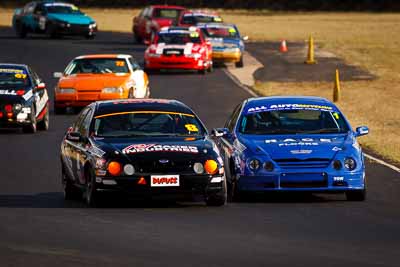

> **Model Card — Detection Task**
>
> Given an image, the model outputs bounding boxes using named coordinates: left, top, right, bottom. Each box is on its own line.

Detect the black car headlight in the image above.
left=248, top=159, right=261, bottom=171
left=344, top=157, right=357, bottom=171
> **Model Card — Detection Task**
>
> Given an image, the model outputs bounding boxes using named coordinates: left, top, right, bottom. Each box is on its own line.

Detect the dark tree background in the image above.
left=2, top=0, right=400, bottom=11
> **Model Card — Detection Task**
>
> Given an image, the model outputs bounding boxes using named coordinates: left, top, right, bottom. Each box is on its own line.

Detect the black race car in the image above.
left=60, top=99, right=226, bottom=207
left=0, top=64, right=49, bottom=133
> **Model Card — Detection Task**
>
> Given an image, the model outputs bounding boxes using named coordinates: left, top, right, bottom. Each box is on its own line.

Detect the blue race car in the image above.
left=197, top=23, right=248, bottom=68
left=12, top=1, right=97, bottom=39
left=212, top=96, right=369, bottom=201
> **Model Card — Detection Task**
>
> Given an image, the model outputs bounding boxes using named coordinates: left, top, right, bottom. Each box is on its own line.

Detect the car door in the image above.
left=74, top=107, right=94, bottom=186
left=219, top=103, right=242, bottom=177
left=67, top=108, right=90, bottom=184
left=29, top=67, right=48, bottom=116
left=22, top=2, right=37, bottom=31
left=137, top=7, right=150, bottom=38
left=32, top=3, right=47, bottom=33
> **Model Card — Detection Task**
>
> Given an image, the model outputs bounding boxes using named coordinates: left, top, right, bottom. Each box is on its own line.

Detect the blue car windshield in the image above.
left=239, top=110, right=349, bottom=135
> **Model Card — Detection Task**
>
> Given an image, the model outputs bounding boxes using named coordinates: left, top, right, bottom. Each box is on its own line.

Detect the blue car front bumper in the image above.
left=237, top=170, right=365, bottom=192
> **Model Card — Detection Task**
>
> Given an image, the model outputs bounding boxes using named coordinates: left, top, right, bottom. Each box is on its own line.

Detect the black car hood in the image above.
left=92, top=136, right=218, bottom=173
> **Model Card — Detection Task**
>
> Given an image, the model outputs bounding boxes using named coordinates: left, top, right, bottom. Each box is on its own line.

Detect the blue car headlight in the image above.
left=344, top=157, right=357, bottom=171
left=264, top=161, right=274, bottom=172
left=248, top=159, right=261, bottom=171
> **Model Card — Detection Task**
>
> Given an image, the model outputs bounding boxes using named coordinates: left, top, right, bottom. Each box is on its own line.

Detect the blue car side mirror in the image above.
left=211, top=128, right=231, bottom=138
left=355, top=126, right=369, bottom=137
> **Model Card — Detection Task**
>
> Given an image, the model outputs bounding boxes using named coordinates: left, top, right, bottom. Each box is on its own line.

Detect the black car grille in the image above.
left=280, top=172, right=328, bottom=188
left=274, top=158, right=331, bottom=169
left=163, top=49, right=184, bottom=56
left=134, top=159, right=194, bottom=174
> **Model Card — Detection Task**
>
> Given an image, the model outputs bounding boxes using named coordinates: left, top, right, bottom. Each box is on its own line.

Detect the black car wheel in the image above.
left=37, top=104, right=49, bottom=131
left=62, top=168, right=81, bottom=201
left=205, top=178, right=227, bottom=206
left=128, top=88, right=134, bottom=98
left=16, top=23, right=27, bottom=38
left=85, top=168, right=100, bottom=207
left=207, top=63, right=214, bottom=73
left=346, top=189, right=366, bottom=201
left=46, top=23, right=59, bottom=39
left=22, top=106, right=37, bottom=133
left=235, top=56, right=244, bottom=68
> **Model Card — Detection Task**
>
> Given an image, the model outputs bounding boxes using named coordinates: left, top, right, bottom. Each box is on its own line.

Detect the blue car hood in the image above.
left=239, top=134, right=348, bottom=160
left=47, top=13, right=94, bottom=24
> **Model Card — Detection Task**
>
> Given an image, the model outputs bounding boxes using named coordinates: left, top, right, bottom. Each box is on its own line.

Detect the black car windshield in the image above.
left=153, top=9, right=181, bottom=19
left=45, top=3, right=83, bottom=14
left=94, top=111, right=206, bottom=137
left=66, top=58, right=129, bottom=74
left=201, top=26, right=239, bottom=38
left=0, top=68, right=30, bottom=87
left=158, top=32, right=201, bottom=44
left=239, top=109, right=350, bottom=135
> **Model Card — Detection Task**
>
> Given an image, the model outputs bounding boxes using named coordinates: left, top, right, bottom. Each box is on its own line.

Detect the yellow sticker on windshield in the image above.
left=14, top=73, right=27, bottom=79
left=229, top=28, right=236, bottom=33
left=185, top=124, right=199, bottom=132
left=214, top=17, right=222, bottom=22
left=115, top=61, right=125, bottom=67
left=71, top=5, right=79, bottom=11
left=333, top=112, right=339, bottom=120
left=190, top=32, right=199, bottom=38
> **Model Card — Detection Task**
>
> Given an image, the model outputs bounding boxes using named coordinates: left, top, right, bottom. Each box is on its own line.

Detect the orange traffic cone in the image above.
left=280, top=40, right=288, bottom=53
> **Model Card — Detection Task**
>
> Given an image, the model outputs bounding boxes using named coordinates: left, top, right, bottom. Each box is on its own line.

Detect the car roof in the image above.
left=74, top=54, right=132, bottom=60
left=243, top=96, right=338, bottom=112
left=197, top=22, right=236, bottom=28
left=183, top=10, right=220, bottom=16
left=0, top=63, right=29, bottom=71
left=150, top=5, right=186, bottom=10
left=94, top=99, right=196, bottom=118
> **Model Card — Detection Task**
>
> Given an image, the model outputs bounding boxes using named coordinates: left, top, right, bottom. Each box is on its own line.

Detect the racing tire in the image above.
left=37, top=104, right=49, bottom=131
left=85, top=34, right=95, bottom=40
left=22, top=106, right=37, bottom=134
left=198, top=68, right=207, bottom=75
left=133, top=32, right=142, bottom=44
left=16, top=23, right=27, bottom=38
left=207, top=63, right=214, bottom=73
left=85, top=168, right=100, bottom=207
left=46, top=23, right=59, bottom=39
left=128, top=88, right=135, bottom=98
left=205, top=179, right=227, bottom=207
left=62, top=168, right=81, bottom=201
left=345, top=189, right=366, bottom=201
left=235, top=56, right=244, bottom=68
left=54, top=102, right=66, bottom=115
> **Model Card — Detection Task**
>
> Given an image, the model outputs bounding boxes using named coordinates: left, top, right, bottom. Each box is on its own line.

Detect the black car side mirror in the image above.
left=66, top=131, right=82, bottom=142
left=211, top=128, right=231, bottom=138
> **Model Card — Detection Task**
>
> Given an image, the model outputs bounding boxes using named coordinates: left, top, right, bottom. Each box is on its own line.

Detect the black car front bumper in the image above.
left=53, top=22, right=97, bottom=36
left=94, top=174, right=225, bottom=200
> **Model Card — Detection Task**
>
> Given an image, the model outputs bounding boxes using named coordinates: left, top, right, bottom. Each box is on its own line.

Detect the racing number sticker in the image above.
left=115, top=61, right=125, bottom=67
left=14, top=73, right=27, bottom=79
left=185, top=124, right=199, bottom=132
left=190, top=32, right=199, bottom=38
left=333, top=112, right=340, bottom=120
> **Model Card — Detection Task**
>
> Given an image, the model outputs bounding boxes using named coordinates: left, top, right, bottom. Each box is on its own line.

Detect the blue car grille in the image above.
left=274, top=158, right=331, bottom=169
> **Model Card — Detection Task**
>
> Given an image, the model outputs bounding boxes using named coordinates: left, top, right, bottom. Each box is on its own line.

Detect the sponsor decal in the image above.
left=0, top=90, right=17, bottom=95
left=265, top=138, right=332, bottom=147
left=151, top=175, right=180, bottom=187
left=122, top=144, right=199, bottom=154
left=0, top=68, right=24, bottom=74
left=333, top=176, right=344, bottom=181
left=332, top=146, right=342, bottom=151
left=247, top=103, right=334, bottom=114
left=290, top=150, right=313, bottom=154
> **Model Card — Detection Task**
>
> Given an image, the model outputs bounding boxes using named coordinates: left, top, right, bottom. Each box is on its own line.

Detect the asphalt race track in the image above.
left=1, top=27, right=400, bottom=267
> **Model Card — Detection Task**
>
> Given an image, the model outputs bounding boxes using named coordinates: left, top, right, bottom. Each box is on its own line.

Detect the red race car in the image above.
left=144, top=27, right=213, bottom=74
left=177, top=10, right=223, bottom=27
left=132, top=5, right=186, bottom=45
